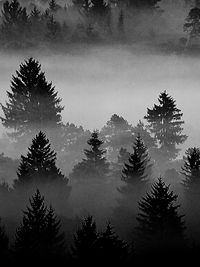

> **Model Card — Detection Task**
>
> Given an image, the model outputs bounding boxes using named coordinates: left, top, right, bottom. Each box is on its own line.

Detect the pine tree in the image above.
left=1, top=58, right=64, bottom=145
left=181, top=147, right=200, bottom=205
left=133, top=120, right=157, bottom=152
left=120, top=135, right=148, bottom=191
left=70, top=131, right=110, bottom=179
left=136, top=178, right=185, bottom=252
left=0, top=0, right=29, bottom=45
left=72, top=216, right=98, bottom=264
left=97, top=223, right=129, bottom=264
left=144, top=91, right=187, bottom=161
left=14, top=189, right=65, bottom=264
left=14, top=131, right=67, bottom=187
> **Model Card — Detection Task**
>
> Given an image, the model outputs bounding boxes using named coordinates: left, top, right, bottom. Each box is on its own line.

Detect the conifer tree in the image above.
left=136, top=178, right=185, bottom=252
left=120, top=135, right=149, bottom=192
left=90, top=0, right=108, bottom=17
left=0, top=0, right=29, bottom=45
left=144, top=91, right=187, bottom=161
left=49, top=0, right=59, bottom=12
left=1, top=58, right=64, bottom=141
left=14, top=189, right=65, bottom=264
left=182, top=147, right=200, bottom=192
left=70, top=131, right=109, bottom=179
left=72, top=216, right=98, bottom=263
left=14, top=131, right=67, bottom=187
left=97, top=223, right=129, bottom=264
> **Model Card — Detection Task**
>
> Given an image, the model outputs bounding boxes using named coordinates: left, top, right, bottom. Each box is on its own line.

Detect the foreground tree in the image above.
left=136, top=178, right=185, bottom=254
left=70, top=131, right=110, bottom=179
left=97, top=223, right=129, bottom=264
left=144, top=91, right=187, bottom=161
left=1, top=58, right=64, bottom=146
left=14, top=189, right=65, bottom=264
left=71, top=216, right=98, bottom=264
left=14, top=131, right=67, bottom=187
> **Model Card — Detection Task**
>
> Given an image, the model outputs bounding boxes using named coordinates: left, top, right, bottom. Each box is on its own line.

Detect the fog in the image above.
left=0, top=45, right=200, bottom=153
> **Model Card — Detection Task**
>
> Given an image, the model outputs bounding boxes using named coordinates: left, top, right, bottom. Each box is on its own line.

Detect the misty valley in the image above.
left=1, top=0, right=200, bottom=266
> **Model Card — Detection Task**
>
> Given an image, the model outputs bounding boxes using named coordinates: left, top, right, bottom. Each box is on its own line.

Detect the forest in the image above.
left=0, top=0, right=200, bottom=53
left=0, top=0, right=200, bottom=266
left=0, top=56, right=198, bottom=265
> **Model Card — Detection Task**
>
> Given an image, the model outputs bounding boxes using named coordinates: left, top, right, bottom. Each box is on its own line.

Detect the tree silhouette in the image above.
left=71, top=216, right=98, bottom=264
left=0, top=0, right=29, bottom=46
left=144, top=91, right=187, bottom=161
left=14, top=189, right=65, bottom=264
left=70, top=131, right=109, bottom=179
left=49, top=0, right=60, bottom=12
left=136, top=178, right=185, bottom=253
left=120, top=135, right=149, bottom=191
left=46, top=15, right=62, bottom=42
left=97, top=222, right=129, bottom=264
left=1, top=58, right=64, bottom=142
left=14, top=131, right=67, bottom=187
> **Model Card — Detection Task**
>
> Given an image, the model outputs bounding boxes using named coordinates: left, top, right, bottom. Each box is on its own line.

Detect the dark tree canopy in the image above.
left=136, top=178, right=185, bottom=252
left=97, top=223, right=129, bottom=264
left=15, top=131, right=67, bottom=187
left=71, top=216, right=99, bottom=263
left=144, top=91, right=187, bottom=160
left=182, top=147, right=200, bottom=194
left=14, top=189, right=65, bottom=263
left=1, top=58, right=64, bottom=139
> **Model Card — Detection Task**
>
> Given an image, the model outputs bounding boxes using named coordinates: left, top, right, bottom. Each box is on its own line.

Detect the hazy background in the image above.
left=0, top=45, right=199, bottom=156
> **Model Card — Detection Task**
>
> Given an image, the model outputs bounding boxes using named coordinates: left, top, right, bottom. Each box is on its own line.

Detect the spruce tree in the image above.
left=97, top=223, right=129, bottom=264
left=14, top=189, right=65, bottom=264
left=120, top=135, right=149, bottom=191
left=182, top=147, right=200, bottom=193
left=0, top=0, right=29, bottom=45
left=136, top=178, right=185, bottom=252
left=14, top=131, right=67, bottom=187
left=49, top=0, right=59, bottom=12
left=144, top=91, right=187, bottom=161
left=1, top=58, right=64, bottom=141
left=70, top=131, right=109, bottom=179
left=71, top=216, right=98, bottom=264
left=46, top=15, right=62, bottom=42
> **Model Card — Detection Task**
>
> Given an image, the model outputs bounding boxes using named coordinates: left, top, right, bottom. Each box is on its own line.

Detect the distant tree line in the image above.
left=0, top=0, right=197, bottom=52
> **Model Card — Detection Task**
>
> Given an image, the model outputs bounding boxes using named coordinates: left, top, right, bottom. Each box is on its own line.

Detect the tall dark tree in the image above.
left=182, top=147, right=200, bottom=192
left=136, top=178, right=185, bottom=253
left=1, top=58, right=64, bottom=148
left=144, top=91, right=187, bottom=161
left=70, top=131, right=110, bottom=179
left=120, top=135, right=149, bottom=192
left=14, top=189, right=65, bottom=264
left=71, top=216, right=99, bottom=264
left=14, top=131, right=67, bottom=187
